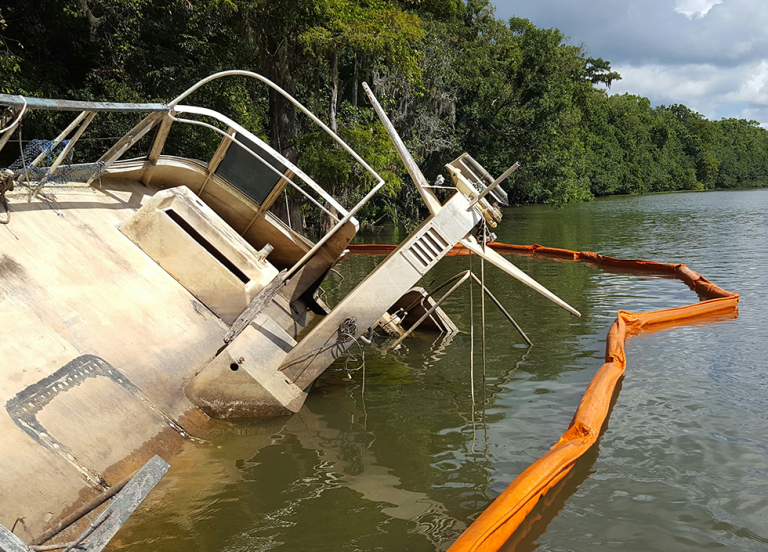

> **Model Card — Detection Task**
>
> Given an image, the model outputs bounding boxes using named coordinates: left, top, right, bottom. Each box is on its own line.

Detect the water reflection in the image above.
left=109, top=189, right=768, bottom=552
left=111, top=367, right=470, bottom=551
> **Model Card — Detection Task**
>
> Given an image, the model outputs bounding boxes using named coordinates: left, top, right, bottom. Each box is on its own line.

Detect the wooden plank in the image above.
left=206, top=127, right=235, bottom=174
left=29, top=112, right=90, bottom=168
left=0, top=525, right=32, bottom=552
left=140, top=114, right=175, bottom=186
left=78, top=456, right=169, bottom=552
left=224, top=270, right=286, bottom=344
left=45, top=112, right=97, bottom=175
left=146, top=114, right=174, bottom=164
left=196, top=127, right=235, bottom=195
left=88, top=112, right=164, bottom=183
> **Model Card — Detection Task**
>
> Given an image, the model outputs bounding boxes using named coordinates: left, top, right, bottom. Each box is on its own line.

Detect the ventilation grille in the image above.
left=405, top=227, right=450, bottom=273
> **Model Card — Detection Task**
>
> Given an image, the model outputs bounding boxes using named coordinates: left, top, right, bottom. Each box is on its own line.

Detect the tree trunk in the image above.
left=352, top=52, right=358, bottom=108
left=330, top=49, right=339, bottom=133
left=269, top=190, right=304, bottom=233
left=267, top=40, right=298, bottom=164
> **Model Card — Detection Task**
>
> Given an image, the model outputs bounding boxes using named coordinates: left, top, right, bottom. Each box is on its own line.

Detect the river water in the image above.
left=108, top=189, right=768, bottom=552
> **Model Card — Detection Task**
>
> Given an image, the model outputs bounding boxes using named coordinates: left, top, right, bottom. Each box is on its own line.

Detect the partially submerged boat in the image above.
left=0, top=71, right=580, bottom=548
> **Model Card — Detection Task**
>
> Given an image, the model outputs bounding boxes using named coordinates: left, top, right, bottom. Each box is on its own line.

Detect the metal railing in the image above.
left=0, top=71, right=391, bottom=281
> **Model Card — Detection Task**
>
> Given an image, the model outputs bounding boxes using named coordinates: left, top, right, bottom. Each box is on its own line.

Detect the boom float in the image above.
left=348, top=242, right=738, bottom=551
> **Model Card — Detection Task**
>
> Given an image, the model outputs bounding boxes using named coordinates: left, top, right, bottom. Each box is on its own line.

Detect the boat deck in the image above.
left=0, top=180, right=225, bottom=538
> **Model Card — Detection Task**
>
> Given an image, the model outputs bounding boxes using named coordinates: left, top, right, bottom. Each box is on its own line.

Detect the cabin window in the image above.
left=214, top=132, right=288, bottom=206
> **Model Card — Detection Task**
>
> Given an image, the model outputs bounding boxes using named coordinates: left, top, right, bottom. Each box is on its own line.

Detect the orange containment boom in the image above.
left=347, top=242, right=739, bottom=552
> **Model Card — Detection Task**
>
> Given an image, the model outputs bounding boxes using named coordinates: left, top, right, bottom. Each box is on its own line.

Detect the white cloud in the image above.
left=610, top=63, right=721, bottom=113
left=495, top=0, right=768, bottom=66
left=735, top=60, right=768, bottom=104
left=609, top=61, right=768, bottom=127
left=492, top=0, right=768, bottom=125
left=674, top=0, right=723, bottom=18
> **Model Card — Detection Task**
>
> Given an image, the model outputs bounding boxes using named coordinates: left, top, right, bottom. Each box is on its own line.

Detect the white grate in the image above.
left=404, top=227, right=450, bottom=273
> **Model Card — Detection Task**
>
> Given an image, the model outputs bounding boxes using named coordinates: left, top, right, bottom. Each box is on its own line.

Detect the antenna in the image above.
left=362, top=82, right=442, bottom=216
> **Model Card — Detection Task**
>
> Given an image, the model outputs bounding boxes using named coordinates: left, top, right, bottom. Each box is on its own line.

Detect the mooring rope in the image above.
left=0, top=96, right=27, bottom=134
left=0, top=169, right=15, bottom=224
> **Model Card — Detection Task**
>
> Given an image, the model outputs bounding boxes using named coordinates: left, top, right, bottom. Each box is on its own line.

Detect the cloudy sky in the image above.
left=493, top=0, right=768, bottom=126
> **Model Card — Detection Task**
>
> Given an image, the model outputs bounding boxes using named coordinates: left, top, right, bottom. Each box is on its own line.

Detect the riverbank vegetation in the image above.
left=2, top=0, right=768, bottom=227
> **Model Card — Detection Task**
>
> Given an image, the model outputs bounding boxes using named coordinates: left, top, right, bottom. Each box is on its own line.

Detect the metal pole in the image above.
left=386, top=270, right=471, bottom=350
left=469, top=272, right=533, bottom=346
left=469, top=254, right=475, bottom=406
left=283, top=179, right=386, bottom=281
left=362, top=82, right=442, bottom=216
left=468, top=162, right=520, bottom=210
left=481, top=225, right=487, bottom=379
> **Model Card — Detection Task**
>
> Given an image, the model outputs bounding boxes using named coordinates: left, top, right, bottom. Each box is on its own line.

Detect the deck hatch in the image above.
left=165, top=208, right=250, bottom=284
left=120, top=186, right=279, bottom=324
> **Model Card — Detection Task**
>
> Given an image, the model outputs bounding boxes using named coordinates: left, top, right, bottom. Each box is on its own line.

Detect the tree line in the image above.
left=2, top=0, right=767, bottom=229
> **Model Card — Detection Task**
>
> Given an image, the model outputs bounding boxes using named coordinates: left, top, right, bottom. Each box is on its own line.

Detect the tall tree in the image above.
left=300, top=0, right=422, bottom=132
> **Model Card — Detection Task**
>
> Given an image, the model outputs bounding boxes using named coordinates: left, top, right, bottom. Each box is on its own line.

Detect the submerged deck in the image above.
left=0, top=180, right=225, bottom=538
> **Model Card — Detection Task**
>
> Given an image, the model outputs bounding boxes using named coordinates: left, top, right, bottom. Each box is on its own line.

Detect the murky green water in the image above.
left=109, top=189, right=768, bottom=551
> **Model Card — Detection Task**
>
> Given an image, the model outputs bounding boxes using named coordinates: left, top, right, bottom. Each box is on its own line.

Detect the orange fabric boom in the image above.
left=347, top=242, right=739, bottom=551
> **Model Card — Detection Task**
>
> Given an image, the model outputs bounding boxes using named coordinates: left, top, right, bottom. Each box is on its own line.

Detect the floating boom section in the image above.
left=447, top=245, right=739, bottom=552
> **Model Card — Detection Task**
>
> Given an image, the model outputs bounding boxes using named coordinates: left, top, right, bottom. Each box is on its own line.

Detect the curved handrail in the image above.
left=168, top=70, right=385, bottom=190
left=170, top=105, right=346, bottom=218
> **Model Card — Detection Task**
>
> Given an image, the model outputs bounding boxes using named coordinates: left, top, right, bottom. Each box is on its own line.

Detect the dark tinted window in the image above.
left=215, top=133, right=288, bottom=205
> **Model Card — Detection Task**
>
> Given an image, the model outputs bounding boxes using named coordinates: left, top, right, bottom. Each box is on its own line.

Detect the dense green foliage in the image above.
left=2, top=0, right=767, bottom=227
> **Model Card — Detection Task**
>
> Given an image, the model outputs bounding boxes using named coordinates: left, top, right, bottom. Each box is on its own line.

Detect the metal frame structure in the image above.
left=0, top=71, right=390, bottom=282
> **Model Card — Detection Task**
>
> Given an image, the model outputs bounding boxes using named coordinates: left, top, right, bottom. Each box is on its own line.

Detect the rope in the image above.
left=338, top=317, right=358, bottom=343
left=337, top=317, right=366, bottom=377
left=0, top=169, right=15, bottom=224
left=0, top=97, right=27, bottom=133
